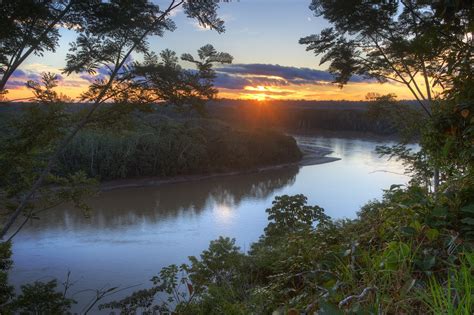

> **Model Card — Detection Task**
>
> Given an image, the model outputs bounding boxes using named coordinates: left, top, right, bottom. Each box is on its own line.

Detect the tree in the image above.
left=100, top=237, right=248, bottom=314
left=264, top=194, right=329, bottom=237
left=0, top=0, right=229, bottom=240
left=133, top=44, right=233, bottom=111
left=0, top=73, right=97, bottom=243
left=300, top=0, right=473, bottom=190
left=10, top=280, right=76, bottom=314
left=0, top=0, right=227, bottom=93
left=0, top=0, right=89, bottom=94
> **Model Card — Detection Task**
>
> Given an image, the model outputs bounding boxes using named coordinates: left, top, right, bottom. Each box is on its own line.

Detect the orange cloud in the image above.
left=4, top=63, right=417, bottom=103
left=218, top=81, right=414, bottom=101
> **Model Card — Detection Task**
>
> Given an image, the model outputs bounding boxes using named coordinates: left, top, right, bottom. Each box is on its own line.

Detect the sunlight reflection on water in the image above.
left=10, top=135, right=416, bottom=314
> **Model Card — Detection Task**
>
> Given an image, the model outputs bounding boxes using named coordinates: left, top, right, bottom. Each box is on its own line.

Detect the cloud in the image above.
left=5, top=70, right=42, bottom=89
left=5, top=67, right=90, bottom=91
left=214, top=73, right=291, bottom=90
left=243, top=89, right=294, bottom=97
left=168, top=6, right=183, bottom=17
left=214, top=73, right=250, bottom=90
left=221, top=14, right=235, bottom=23
left=80, top=56, right=133, bottom=83
left=79, top=73, right=106, bottom=83
left=213, top=63, right=370, bottom=90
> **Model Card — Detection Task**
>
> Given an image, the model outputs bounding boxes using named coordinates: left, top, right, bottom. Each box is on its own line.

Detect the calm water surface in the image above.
left=10, top=135, right=412, bottom=312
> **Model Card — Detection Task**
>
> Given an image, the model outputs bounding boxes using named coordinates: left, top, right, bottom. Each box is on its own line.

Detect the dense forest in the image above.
left=0, top=0, right=473, bottom=314
left=1, top=96, right=418, bottom=184
left=1, top=105, right=302, bottom=181
left=208, top=98, right=424, bottom=135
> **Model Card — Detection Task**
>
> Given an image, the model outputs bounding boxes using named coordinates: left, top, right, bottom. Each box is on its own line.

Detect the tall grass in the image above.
left=423, top=253, right=474, bottom=315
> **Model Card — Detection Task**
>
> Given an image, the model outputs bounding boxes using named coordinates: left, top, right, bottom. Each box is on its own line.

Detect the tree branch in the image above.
left=369, top=34, right=431, bottom=116
left=0, top=1, right=75, bottom=91
left=0, top=0, right=185, bottom=240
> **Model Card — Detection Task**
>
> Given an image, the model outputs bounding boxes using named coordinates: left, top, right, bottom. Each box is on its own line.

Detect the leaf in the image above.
left=417, top=255, right=436, bottom=271
left=460, top=204, right=474, bottom=214
left=461, top=218, right=474, bottom=225
left=426, top=228, right=439, bottom=241
left=390, top=184, right=403, bottom=191
left=383, top=242, right=411, bottom=270
left=432, top=206, right=447, bottom=217
left=410, top=220, right=422, bottom=232
left=398, top=242, right=411, bottom=258
left=401, top=226, right=416, bottom=236
left=401, top=278, right=416, bottom=296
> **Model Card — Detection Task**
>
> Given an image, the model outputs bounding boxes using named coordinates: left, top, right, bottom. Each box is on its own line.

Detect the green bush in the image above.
left=10, top=280, right=76, bottom=315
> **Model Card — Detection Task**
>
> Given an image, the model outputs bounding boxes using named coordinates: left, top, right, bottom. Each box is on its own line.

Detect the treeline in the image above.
left=55, top=113, right=302, bottom=181
left=1, top=104, right=302, bottom=182
left=207, top=99, right=424, bottom=135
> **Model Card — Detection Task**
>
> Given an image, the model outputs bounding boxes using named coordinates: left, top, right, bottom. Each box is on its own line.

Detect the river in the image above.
left=10, top=135, right=413, bottom=313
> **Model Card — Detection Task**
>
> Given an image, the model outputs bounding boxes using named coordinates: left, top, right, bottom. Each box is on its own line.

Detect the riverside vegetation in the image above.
left=79, top=92, right=474, bottom=314
left=2, top=92, right=472, bottom=314
left=0, top=107, right=302, bottom=181
left=57, top=114, right=302, bottom=180
left=207, top=98, right=425, bottom=136
left=0, top=0, right=473, bottom=314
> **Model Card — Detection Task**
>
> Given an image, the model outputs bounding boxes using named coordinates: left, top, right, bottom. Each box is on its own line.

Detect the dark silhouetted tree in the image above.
left=0, top=0, right=88, bottom=94
left=0, top=0, right=229, bottom=239
left=300, top=0, right=473, bottom=190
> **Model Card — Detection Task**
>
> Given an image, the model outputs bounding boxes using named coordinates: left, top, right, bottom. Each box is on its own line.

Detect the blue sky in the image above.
left=25, top=0, right=326, bottom=68
left=10, top=0, right=410, bottom=101
left=154, top=0, right=329, bottom=67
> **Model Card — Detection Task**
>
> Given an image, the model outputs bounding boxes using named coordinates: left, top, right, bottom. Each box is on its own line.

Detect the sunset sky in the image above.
left=6, top=0, right=415, bottom=102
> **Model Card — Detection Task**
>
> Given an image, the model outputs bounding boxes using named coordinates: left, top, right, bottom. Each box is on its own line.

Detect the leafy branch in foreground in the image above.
left=300, top=0, right=472, bottom=105
left=0, top=73, right=98, bottom=240
left=0, top=0, right=79, bottom=92
left=300, top=0, right=473, bottom=191
left=133, top=44, right=233, bottom=111
left=0, top=0, right=229, bottom=240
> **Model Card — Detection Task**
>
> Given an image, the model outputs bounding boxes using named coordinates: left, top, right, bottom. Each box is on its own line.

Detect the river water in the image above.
left=10, top=135, right=412, bottom=313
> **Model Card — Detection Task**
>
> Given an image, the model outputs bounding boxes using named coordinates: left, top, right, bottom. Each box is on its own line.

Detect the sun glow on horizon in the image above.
left=4, top=74, right=421, bottom=103
left=240, top=85, right=288, bottom=101
left=215, top=79, right=419, bottom=101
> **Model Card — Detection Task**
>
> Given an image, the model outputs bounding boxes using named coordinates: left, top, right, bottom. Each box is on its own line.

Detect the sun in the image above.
left=253, top=86, right=267, bottom=101
left=254, top=94, right=267, bottom=102
left=242, top=85, right=269, bottom=101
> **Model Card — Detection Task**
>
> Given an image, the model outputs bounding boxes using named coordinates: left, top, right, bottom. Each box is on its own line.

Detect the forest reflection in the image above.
left=20, top=166, right=299, bottom=233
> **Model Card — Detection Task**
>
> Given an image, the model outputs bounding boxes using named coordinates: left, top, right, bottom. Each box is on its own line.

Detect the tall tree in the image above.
left=300, top=0, right=473, bottom=190
left=133, top=44, right=233, bottom=110
left=0, top=0, right=88, bottom=94
left=0, top=0, right=228, bottom=239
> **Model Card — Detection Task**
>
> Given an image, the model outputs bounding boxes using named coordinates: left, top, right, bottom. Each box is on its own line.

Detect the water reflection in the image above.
left=10, top=136, right=412, bottom=314
left=18, top=166, right=299, bottom=235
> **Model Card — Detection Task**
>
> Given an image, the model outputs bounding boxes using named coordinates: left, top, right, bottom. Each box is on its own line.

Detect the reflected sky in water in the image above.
left=10, top=136, right=413, bottom=313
